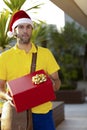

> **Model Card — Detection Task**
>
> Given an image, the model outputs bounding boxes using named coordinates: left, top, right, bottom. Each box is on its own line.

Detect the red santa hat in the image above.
left=7, top=10, right=33, bottom=38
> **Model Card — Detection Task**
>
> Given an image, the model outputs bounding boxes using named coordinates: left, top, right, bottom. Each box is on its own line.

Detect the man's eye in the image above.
left=27, top=25, right=31, bottom=29
left=18, top=26, right=23, bottom=29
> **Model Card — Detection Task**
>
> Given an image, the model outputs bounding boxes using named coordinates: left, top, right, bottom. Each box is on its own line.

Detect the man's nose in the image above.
left=23, top=27, right=28, bottom=32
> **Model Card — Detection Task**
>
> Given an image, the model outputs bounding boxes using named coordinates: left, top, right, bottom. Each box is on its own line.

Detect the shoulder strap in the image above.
left=30, top=45, right=38, bottom=73
left=26, top=49, right=37, bottom=130
left=30, top=52, right=37, bottom=73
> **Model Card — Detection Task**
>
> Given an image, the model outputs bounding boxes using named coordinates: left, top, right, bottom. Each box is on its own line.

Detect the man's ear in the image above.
left=14, top=28, right=17, bottom=37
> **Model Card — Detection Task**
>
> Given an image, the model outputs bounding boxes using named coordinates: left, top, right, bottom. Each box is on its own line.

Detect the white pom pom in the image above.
left=7, top=31, right=14, bottom=38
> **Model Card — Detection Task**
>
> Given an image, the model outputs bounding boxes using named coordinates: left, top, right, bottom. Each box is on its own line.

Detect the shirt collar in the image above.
left=13, top=43, right=37, bottom=54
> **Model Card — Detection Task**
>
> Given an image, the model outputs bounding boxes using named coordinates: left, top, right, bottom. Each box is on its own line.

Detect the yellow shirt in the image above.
left=0, top=43, right=60, bottom=113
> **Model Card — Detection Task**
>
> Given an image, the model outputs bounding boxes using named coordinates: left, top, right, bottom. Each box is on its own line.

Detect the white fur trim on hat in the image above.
left=12, top=18, right=33, bottom=32
left=7, top=31, right=14, bottom=38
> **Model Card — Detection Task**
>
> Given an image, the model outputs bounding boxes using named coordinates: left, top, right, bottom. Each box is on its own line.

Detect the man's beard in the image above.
left=16, top=33, right=31, bottom=44
left=20, top=37, right=30, bottom=44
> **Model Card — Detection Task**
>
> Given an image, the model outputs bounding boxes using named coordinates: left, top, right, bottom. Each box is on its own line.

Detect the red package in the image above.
left=7, top=70, right=56, bottom=112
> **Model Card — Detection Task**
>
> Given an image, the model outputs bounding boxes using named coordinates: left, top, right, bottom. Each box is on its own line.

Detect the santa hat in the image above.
left=7, top=10, right=33, bottom=38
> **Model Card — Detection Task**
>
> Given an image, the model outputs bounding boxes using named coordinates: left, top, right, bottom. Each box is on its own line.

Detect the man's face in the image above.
left=15, top=23, right=33, bottom=44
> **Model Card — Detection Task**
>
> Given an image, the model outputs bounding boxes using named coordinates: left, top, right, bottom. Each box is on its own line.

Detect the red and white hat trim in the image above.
left=7, top=18, right=33, bottom=38
left=12, top=18, right=33, bottom=31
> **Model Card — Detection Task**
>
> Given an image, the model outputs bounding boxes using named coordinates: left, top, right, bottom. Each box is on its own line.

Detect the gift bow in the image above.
left=32, top=74, right=47, bottom=84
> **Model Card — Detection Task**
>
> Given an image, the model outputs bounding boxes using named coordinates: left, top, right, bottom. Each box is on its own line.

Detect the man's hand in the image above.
left=5, top=93, right=13, bottom=101
left=0, top=92, right=15, bottom=107
left=0, top=92, right=12, bottom=101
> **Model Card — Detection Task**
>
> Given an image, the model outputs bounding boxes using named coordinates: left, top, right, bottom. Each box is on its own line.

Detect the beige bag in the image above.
left=1, top=101, right=27, bottom=130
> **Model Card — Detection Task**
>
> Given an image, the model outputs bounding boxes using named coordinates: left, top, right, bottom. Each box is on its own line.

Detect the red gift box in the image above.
left=7, top=70, right=56, bottom=112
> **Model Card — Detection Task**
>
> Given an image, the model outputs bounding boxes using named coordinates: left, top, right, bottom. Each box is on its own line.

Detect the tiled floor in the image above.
left=56, top=100, right=87, bottom=130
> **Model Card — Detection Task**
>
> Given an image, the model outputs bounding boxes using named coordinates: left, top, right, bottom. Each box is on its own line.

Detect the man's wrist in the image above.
left=51, top=78, right=59, bottom=82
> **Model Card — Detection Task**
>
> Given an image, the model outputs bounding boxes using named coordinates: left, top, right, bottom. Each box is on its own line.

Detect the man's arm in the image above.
left=0, top=79, right=6, bottom=92
left=50, top=71, right=61, bottom=91
left=0, top=79, right=12, bottom=101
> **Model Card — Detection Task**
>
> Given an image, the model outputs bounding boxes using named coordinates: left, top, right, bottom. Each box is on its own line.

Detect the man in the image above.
left=0, top=10, right=61, bottom=130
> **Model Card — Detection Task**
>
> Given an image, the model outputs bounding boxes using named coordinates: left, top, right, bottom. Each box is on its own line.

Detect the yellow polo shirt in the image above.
left=0, top=43, right=60, bottom=113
